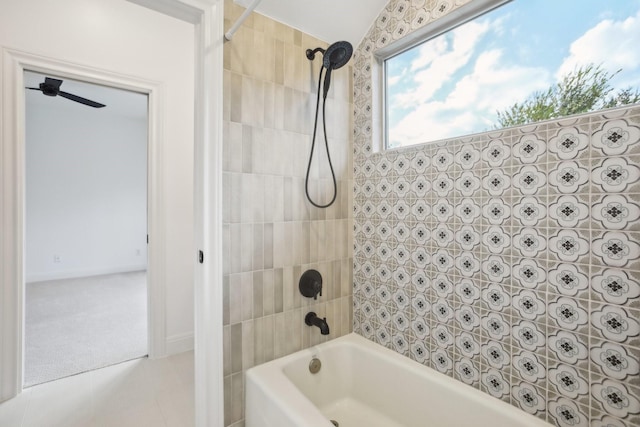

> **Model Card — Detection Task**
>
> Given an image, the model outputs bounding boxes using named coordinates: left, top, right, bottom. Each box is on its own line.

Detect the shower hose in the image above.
left=305, top=66, right=338, bottom=209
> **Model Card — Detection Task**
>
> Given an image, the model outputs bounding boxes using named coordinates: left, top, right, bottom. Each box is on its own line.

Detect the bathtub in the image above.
left=246, top=333, right=551, bottom=427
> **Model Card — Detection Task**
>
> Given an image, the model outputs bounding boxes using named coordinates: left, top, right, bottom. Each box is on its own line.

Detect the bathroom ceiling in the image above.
left=233, top=0, right=389, bottom=48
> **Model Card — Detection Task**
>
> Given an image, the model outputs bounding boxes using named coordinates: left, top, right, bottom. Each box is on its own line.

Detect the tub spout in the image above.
left=305, top=312, right=330, bottom=335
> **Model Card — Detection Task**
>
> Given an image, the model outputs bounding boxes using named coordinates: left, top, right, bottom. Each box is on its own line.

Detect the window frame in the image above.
left=373, top=0, right=512, bottom=151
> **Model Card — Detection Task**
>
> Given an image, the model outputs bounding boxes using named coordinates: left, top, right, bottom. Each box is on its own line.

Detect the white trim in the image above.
left=0, top=47, right=24, bottom=403
left=370, top=54, right=385, bottom=154
left=127, top=0, right=225, bottom=426
left=191, top=3, right=225, bottom=427
left=126, top=0, right=204, bottom=24
left=1, top=1, right=225, bottom=425
left=146, top=62, right=167, bottom=361
left=166, top=332, right=195, bottom=355
left=0, top=48, right=166, bottom=400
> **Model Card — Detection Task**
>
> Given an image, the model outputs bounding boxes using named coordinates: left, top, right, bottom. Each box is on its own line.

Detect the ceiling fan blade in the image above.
left=26, top=87, right=42, bottom=91
left=58, top=91, right=106, bottom=108
left=44, top=77, right=63, bottom=90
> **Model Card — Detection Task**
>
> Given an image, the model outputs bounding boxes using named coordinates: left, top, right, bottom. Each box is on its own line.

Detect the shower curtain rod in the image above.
left=224, top=0, right=263, bottom=41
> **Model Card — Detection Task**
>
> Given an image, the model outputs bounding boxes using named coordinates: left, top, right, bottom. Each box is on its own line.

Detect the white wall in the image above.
left=25, top=85, right=148, bottom=282
left=1, top=0, right=195, bottom=351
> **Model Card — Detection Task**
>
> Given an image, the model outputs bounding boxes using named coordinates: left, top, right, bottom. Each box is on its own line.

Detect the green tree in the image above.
left=495, top=64, right=640, bottom=128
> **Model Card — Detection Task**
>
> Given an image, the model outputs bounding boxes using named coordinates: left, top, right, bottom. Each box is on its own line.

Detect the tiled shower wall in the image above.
left=353, top=1, right=640, bottom=426
left=222, top=1, right=354, bottom=426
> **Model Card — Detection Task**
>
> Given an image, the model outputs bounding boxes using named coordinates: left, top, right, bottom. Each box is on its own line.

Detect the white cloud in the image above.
left=449, top=49, right=550, bottom=111
left=393, top=19, right=492, bottom=108
left=409, top=36, right=449, bottom=72
left=389, top=101, right=480, bottom=147
left=390, top=49, right=550, bottom=147
left=557, top=10, right=640, bottom=85
left=387, top=68, right=406, bottom=87
left=388, top=7, right=640, bottom=149
left=391, top=4, right=640, bottom=149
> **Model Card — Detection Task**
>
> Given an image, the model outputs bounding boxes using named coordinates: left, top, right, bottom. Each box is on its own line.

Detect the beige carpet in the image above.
left=24, top=271, right=148, bottom=387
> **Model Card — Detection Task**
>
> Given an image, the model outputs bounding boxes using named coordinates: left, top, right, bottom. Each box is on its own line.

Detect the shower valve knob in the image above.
left=299, top=269, right=323, bottom=300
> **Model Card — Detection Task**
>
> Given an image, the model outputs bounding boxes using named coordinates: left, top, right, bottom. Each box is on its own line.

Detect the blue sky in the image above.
left=387, top=0, right=640, bottom=148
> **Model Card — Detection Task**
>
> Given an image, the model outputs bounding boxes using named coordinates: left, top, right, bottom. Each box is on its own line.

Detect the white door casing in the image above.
left=1, top=47, right=166, bottom=394
left=133, top=2, right=225, bottom=425
left=0, top=1, right=225, bottom=426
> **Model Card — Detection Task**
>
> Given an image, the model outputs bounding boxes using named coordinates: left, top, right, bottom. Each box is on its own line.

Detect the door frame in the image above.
left=135, top=2, right=225, bottom=426
left=0, top=1, right=225, bottom=426
left=1, top=47, right=166, bottom=389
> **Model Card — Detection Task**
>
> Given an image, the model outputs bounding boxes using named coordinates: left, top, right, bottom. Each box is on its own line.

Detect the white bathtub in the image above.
left=246, top=333, right=551, bottom=427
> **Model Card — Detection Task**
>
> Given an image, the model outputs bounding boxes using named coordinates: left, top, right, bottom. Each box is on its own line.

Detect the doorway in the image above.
left=23, top=71, right=150, bottom=386
left=0, top=0, right=225, bottom=423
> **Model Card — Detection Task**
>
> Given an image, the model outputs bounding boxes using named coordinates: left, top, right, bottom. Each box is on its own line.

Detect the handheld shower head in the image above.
left=306, top=41, right=353, bottom=99
left=305, top=41, right=354, bottom=66
left=323, top=41, right=352, bottom=70
left=321, top=41, right=352, bottom=98
left=304, top=41, right=353, bottom=209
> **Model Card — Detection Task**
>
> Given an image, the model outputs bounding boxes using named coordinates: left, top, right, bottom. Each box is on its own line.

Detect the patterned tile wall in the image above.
left=222, top=1, right=354, bottom=426
left=353, top=1, right=640, bottom=426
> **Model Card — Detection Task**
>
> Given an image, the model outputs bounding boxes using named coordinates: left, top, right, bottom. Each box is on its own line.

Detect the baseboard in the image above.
left=26, top=264, right=148, bottom=283
left=166, top=332, right=194, bottom=355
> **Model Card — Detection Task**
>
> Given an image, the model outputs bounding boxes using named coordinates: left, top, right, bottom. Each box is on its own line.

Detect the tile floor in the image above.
left=0, top=351, right=194, bottom=427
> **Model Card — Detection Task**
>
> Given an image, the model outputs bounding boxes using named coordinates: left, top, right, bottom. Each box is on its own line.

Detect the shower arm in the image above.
left=224, top=0, right=263, bottom=41
left=305, top=47, right=326, bottom=61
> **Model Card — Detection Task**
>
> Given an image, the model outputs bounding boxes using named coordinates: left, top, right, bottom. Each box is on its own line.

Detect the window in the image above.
left=383, top=0, right=640, bottom=150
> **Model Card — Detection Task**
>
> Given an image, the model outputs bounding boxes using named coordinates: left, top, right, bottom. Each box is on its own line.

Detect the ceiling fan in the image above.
left=26, top=77, right=106, bottom=108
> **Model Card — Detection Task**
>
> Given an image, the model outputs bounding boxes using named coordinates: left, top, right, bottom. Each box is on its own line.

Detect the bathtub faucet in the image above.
left=305, top=312, right=330, bottom=335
